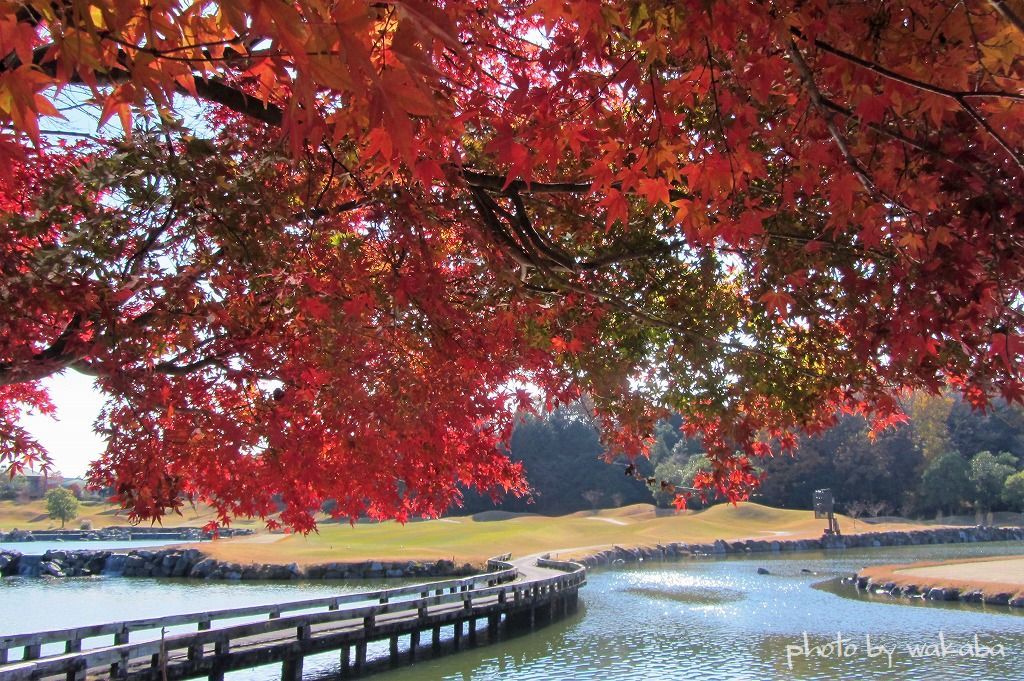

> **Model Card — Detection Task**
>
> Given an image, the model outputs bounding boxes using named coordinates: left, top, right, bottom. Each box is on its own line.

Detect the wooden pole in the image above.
left=354, top=640, right=367, bottom=672
left=390, top=634, right=399, bottom=665
left=281, top=655, right=303, bottom=681
left=410, top=630, right=420, bottom=661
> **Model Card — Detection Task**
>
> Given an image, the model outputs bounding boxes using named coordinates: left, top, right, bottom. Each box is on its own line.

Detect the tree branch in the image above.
left=791, top=28, right=1024, bottom=102
left=152, top=355, right=227, bottom=376
left=0, top=314, right=83, bottom=387
left=792, top=28, right=1024, bottom=173
left=788, top=42, right=889, bottom=204
left=989, top=0, right=1024, bottom=35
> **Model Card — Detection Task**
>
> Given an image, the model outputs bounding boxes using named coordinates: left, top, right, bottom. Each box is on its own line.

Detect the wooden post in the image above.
left=108, top=630, right=128, bottom=675
left=354, top=640, right=367, bottom=672
left=209, top=639, right=230, bottom=681
left=468, top=618, right=478, bottom=645
left=64, top=661, right=86, bottom=681
left=488, top=614, right=500, bottom=640
left=389, top=634, right=399, bottom=665
left=65, top=638, right=82, bottom=654
left=281, top=655, right=303, bottom=681
left=410, top=631, right=420, bottom=661
left=432, top=625, right=441, bottom=651
left=108, top=626, right=130, bottom=676
left=0, top=647, right=7, bottom=664
left=110, top=653, right=129, bottom=680
left=340, top=645, right=350, bottom=676
left=453, top=621, right=462, bottom=649
left=24, top=644, right=41, bottom=660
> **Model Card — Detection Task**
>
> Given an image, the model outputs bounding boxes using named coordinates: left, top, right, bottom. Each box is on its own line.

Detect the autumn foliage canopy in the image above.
left=1, top=0, right=1022, bottom=529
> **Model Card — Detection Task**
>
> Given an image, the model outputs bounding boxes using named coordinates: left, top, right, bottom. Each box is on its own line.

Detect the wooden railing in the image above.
left=0, top=555, right=585, bottom=681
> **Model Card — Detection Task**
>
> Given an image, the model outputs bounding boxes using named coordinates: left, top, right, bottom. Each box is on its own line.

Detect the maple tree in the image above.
left=1, top=0, right=1023, bottom=529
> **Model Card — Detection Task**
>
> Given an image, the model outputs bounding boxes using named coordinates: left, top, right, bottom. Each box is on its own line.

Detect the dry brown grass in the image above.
left=859, top=555, right=1024, bottom=600
left=0, top=500, right=264, bottom=531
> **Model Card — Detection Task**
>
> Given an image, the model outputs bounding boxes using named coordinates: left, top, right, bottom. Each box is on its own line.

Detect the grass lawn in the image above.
left=1, top=498, right=946, bottom=566
left=191, top=502, right=935, bottom=567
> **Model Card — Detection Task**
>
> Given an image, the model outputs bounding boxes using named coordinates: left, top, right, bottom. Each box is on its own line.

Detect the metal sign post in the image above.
left=814, top=488, right=841, bottom=535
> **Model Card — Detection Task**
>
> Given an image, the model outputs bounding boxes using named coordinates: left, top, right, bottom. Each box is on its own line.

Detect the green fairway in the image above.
left=2, top=498, right=940, bottom=567
left=193, top=502, right=933, bottom=566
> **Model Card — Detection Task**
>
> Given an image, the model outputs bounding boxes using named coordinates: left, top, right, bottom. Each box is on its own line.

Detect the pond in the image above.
left=0, top=538, right=201, bottom=554
left=2, top=541, right=1022, bottom=680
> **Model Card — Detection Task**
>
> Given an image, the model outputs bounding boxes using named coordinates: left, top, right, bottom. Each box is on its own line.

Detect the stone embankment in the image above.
left=851, top=553, right=1024, bottom=609
left=850, top=571, right=1024, bottom=608
left=0, top=526, right=252, bottom=543
left=0, top=546, right=478, bottom=580
left=572, top=525, right=1024, bottom=569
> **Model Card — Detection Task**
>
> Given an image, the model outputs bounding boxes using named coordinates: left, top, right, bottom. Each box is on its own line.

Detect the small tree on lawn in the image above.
left=582, top=489, right=605, bottom=510
left=866, top=500, right=891, bottom=519
left=845, top=500, right=868, bottom=530
left=46, top=488, right=79, bottom=529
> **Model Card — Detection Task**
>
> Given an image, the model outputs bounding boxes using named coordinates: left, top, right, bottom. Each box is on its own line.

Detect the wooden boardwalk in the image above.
left=0, top=555, right=585, bottom=680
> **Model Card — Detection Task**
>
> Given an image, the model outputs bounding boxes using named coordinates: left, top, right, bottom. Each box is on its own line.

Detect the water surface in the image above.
left=3, top=541, right=1023, bottom=680
left=0, top=539, right=199, bottom=554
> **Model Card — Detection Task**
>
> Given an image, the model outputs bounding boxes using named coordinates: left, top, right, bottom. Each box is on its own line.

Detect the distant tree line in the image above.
left=457, top=403, right=654, bottom=515
left=457, top=394, right=1024, bottom=518
left=757, top=395, right=1024, bottom=518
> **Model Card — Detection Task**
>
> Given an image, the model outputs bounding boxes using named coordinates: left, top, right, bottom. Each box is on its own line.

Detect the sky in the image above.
left=20, top=370, right=106, bottom=478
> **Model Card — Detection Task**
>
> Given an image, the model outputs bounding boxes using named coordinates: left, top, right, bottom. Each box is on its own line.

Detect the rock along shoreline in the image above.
left=0, top=524, right=1020, bottom=583
left=0, top=526, right=252, bottom=543
left=850, top=553, right=1024, bottom=609
left=849, top=571, right=1024, bottom=609
left=0, top=546, right=479, bottom=580
left=570, top=525, right=1023, bottom=568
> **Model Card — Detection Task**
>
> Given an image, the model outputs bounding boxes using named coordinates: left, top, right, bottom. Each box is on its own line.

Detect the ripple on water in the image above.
left=624, top=585, right=745, bottom=605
